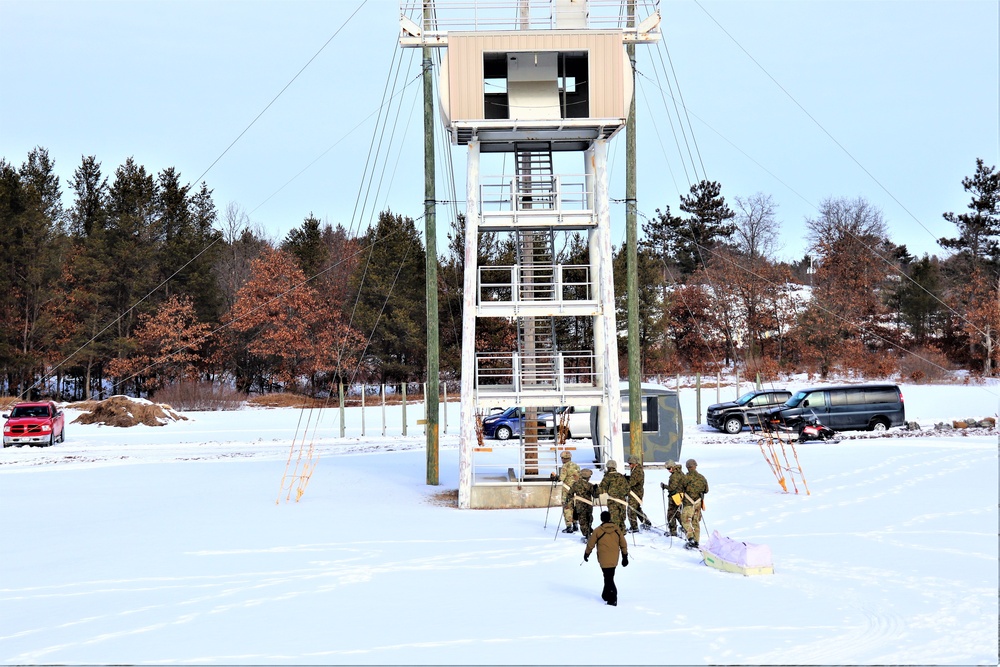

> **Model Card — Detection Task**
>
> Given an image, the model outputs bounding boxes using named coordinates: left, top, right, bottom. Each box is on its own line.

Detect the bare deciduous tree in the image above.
left=732, top=192, right=780, bottom=260
left=214, top=202, right=268, bottom=313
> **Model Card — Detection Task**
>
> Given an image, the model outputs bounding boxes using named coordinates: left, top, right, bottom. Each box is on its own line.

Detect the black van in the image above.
left=765, top=384, right=905, bottom=434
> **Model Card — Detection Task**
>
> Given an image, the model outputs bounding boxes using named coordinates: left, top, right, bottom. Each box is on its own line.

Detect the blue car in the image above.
left=482, top=407, right=555, bottom=441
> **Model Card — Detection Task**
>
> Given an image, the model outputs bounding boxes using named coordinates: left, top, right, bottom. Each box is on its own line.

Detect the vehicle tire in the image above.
left=59, top=426, right=65, bottom=443
left=47, top=433, right=54, bottom=447
left=869, top=418, right=890, bottom=433
left=495, top=425, right=512, bottom=441
left=723, top=416, right=743, bottom=434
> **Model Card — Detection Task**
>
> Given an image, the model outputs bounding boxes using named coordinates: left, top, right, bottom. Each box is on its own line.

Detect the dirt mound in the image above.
left=72, top=395, right=187, bottom=427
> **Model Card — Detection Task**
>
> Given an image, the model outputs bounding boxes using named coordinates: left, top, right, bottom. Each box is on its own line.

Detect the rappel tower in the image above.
left=400, top=1, right=660, bottom=508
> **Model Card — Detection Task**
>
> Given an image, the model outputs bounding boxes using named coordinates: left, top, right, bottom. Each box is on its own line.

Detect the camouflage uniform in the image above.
left=597, top=461, right=629, bottom=532
left=680, top=459, right=709, bottom=546
left=555, top=454, right=581, bottom=528
left=567, top=470, right=597, bottom=538
left=660, top=461, right=687, bottom=537
left=626, top=457, right=651, bottom=532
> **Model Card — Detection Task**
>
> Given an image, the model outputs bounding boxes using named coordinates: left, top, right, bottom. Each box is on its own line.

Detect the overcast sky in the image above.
left=1, top=0, right=997, bottom=263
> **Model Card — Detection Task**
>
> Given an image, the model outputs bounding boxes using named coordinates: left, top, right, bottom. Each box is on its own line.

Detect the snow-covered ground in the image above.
left=1, top=382, right=997, bottom=665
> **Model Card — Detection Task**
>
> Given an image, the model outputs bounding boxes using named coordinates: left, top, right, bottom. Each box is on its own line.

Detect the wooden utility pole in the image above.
left=423, top=2, right=439, bottom=486
left=626, top=0, right=642, bottom=460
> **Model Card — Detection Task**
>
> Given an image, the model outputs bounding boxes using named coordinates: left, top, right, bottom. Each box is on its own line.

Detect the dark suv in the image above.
left=706, top=389, right=792, bottom=434
left=763, top=384, right=904, bottom=434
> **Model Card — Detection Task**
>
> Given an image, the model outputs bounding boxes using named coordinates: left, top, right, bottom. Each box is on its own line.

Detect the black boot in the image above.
left=562, top=526, right=574, bottom=533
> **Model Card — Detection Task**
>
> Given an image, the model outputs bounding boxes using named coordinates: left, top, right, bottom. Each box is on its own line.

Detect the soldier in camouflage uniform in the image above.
left=680, top=458, right=709, bottom=549
left=597, top=459, right=629, bottom=532
left=625, top=455, right=652, bottom=533
left=659, top=460, right=686, bottom=537
left=567, top=468, right=598, bottom=539
left=550, top=450, right=581, bottom=533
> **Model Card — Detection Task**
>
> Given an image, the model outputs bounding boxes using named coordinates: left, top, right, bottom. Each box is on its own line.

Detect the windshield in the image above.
left=11, top=405, right=49, bottom=418
left=784, top=391, right=808, bottom=408
left=735, top=392, right=759, bottom=406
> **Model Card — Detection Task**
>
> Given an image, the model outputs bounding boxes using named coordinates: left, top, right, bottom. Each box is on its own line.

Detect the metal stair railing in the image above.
left=477, top=264, right=594, bottom=306
left=474, top=351, right=598, bottom=391
left=480, top=174, right=591, bottom=215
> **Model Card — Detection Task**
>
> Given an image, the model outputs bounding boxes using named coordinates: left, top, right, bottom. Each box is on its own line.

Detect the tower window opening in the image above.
left=483, top=51, right=589, bottom=121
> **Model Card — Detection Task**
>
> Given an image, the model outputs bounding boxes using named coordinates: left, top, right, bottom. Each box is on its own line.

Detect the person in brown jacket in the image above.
left=583, top=510, right=629, bottom=606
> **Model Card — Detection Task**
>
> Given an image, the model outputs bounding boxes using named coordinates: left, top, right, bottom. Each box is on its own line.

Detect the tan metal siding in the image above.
left=446, top=32, right=625, bottom=122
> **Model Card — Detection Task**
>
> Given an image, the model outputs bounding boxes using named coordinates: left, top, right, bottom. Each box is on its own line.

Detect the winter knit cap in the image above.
left=686, top=458, right=698, bottom=469
left=600, top=510, right=611, bottom=522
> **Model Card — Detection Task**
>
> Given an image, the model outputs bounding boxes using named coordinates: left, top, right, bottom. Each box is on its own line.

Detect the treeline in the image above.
left=612, top=160, right=1000, bottom=382
left=1, top=148, right=997, bottom=400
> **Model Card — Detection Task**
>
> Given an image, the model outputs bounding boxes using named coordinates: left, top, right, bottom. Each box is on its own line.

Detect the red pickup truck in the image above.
left=2, top=401, right=66, bottom=447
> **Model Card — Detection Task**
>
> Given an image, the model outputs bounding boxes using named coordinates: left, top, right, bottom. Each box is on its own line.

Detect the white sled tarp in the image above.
left=701, top=530, right=774, bottom=576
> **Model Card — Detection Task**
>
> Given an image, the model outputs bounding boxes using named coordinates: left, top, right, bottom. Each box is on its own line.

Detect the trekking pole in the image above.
left=543, top=476, right=557, bottom=528
left=666, top=503, right=680, bottom=547
left=661, top=487, right=668, bottom=528
left=553, top=508, right=564, bottom=541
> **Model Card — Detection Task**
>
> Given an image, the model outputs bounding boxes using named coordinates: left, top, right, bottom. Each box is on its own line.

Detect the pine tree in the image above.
left=181, top=181, right=223, bottom=322
left=105, top=157, right=159, bottom=353
left=155, top=167, right=192, bottom=299
left=348, top=210, right=427, bottom=384
left=896, top=255, right=943, bottom=346
left=0, top=159, right=26, bottom=392
left=612, top=242, right=667, bottom=374
left=281, top=214, right=328, bottom=280
left=57, top=156, right=114, bottom=399
left=939, top=158, right=1000, bottom=274
left=0, top=149, right=69, bottom=396
left=675, top=180, right=736, bottom=275
left=68, top=155, right=108, bottom=238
